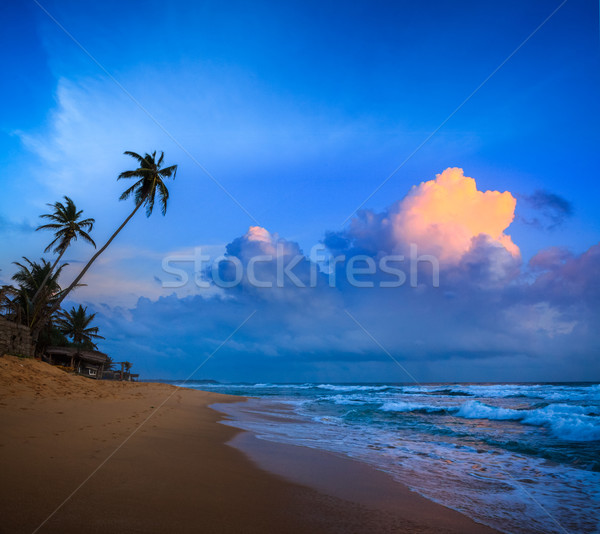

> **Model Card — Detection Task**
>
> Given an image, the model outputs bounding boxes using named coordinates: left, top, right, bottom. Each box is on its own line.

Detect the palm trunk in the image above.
left=31, top=248, right=66, bottom=307
left=32, top=202, right=144, bottom=341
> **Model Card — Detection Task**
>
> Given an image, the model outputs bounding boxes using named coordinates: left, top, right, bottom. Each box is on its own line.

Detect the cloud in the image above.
left=528, top=246, right=572, bottom=272
left=0, top=215, right=35, bottom=234
left=217, top=226, right=336, bottom=301
left=527, top=242, right=600, bottom=307
left=18, top=79, right=159, bottom=202
left=393, top=168, right=519, bottom=262
left=91, top=230, right=600, bottom=382
left=325, top=168, right=520, bottom=282
left=59, top=243, right=226, bottom=308
left=520, top=189, right=573, bottom=230
left=503, top=303, right=577, bottom=338
left=18, top=72, right=400, bottom=207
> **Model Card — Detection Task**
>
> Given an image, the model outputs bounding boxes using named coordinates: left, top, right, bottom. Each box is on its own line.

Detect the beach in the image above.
left=0, top=356, right=499, bottom=533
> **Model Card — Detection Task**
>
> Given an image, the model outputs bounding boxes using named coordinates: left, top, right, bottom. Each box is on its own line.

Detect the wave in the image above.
left=456, top=400, right=524, bottom=421
left=459, top=401, right=600, bottom=442
left=428, top=388, right=474, bottom=397
left=449, top=384, right=600, bottom=402
left=378, top=400, right=600, bottom=442
left=316, top=384, right=392, bottom=392
left=187, top=382, right=600, bottom=403
left=397, top=384, right=600, bottom=402
left=380, top=401, right=449, bottom=414
left=328, top=394, right=374, bottom=405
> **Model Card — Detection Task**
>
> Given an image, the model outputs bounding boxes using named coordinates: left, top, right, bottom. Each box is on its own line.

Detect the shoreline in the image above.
left=1, top=356, right=497, bottom=533
left=225, top=429, right=500, bottom=534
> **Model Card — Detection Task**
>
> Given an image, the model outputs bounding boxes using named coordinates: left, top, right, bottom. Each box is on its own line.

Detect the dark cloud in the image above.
left=527, top=243, right=600, bottom=307
left=528, top=247, right=572, bottom=272
left=520, top=190, right=573, bottom=230
left=322, top=207, right=398, bottom=258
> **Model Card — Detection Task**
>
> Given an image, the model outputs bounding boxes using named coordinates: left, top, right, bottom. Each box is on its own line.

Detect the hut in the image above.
left=44, top=346, right=108, bottom=379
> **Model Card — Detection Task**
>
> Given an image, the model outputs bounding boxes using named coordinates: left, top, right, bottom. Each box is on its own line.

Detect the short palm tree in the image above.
left=12, top=257, right=65, bottom=328
left=33, top=196, right=95, bottom=304
left=119, top=360, right=133, bottom=380
left=0, top=284, right=19, bottom=321
left=56, top=304, right=105, bottom=349
left=33, top=151, right=177, bottom=338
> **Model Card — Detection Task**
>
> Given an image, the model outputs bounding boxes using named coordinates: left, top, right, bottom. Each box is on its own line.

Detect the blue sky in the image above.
left=1, top=0, right=599, bottom=381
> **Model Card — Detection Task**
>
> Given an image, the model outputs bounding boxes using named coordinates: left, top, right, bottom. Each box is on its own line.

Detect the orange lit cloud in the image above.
left=392, top=168, right=519, bottom=262
left=244, top=226, right=278, bottom=254
left=247, top=226, right=272, bottom=243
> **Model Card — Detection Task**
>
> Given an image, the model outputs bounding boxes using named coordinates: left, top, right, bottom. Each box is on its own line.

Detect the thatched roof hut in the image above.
left=44, top=346, right=108, bottom=379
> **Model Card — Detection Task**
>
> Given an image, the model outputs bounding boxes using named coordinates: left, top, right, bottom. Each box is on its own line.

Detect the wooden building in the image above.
left=44, top=346, right=108, bottom=379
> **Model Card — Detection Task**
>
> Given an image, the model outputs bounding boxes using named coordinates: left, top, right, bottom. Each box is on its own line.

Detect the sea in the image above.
left=170, top=381, right=600, bottom=534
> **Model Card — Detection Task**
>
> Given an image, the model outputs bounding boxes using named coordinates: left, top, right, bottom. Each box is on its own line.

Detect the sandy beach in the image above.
left=0, top=355, right=498, bottom=533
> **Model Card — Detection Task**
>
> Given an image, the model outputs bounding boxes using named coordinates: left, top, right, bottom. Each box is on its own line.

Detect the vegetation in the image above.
left=0, top=149, right=177, bottom=377
left=10, top=257, right=65, bottom=331
left=33, top=196, right=96, bottom=305
left=34, top=151, right=177, bottom=337
left=55, top=305, right=105, bottom=350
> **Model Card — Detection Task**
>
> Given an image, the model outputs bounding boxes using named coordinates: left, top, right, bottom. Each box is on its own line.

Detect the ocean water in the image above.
left=175, top=382, right=600, bottom=533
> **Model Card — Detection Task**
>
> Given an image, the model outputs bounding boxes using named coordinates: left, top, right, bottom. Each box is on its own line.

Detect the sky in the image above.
left=0, top=0, right=599, bottom=382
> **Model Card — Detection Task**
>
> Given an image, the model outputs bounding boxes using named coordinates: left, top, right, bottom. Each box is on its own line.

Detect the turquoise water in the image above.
left=173, top=382, right=600, bottom=533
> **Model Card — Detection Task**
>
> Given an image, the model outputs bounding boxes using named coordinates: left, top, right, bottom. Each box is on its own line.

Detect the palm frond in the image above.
left=159, top=164, right=178, bottom=179
left=158, top=180, right=169, bottom=215
left=123, top=151, right=146, bottom=164
left=119, top=180, right=143, bottom=201
left=78, top=230, right=96, bottom=248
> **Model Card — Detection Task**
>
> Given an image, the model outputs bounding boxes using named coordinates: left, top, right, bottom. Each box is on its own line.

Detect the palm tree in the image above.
left=0, top=284, right=19, bottom=321
left=104, top=355, right=115, bottom=371
left=33, top=151, right=177, bottom=338
left=33, top=196, right=96, bottom=305
left=55, top=304, right=105, bottom=349
left=12, top=258, right=66, bottom=329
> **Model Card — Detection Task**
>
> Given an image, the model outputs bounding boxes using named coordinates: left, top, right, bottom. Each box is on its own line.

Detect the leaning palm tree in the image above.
left=33, top=196, right=96, bottom=304
left=55, top=304, right=105, bottom=349
left=33, top=151, right=177, bottom=339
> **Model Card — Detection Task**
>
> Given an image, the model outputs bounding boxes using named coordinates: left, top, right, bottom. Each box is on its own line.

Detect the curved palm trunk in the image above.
left=32, top=201, right=144, bottom=341
left=31, top=249, right=66, bottom=306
